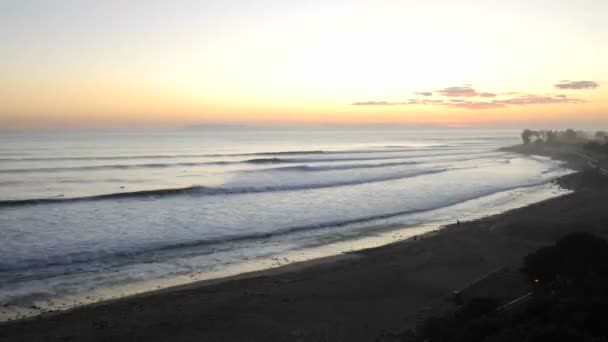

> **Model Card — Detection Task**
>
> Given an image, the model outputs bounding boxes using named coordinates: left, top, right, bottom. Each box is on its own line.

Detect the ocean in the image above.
left=0, top=128, right=572, bottom=319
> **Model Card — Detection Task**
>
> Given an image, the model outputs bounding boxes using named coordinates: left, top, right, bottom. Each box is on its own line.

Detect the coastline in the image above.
left=2, top=148, right=607, bottom=341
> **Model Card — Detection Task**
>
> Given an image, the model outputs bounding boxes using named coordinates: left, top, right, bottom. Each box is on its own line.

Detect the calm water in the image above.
left=0, top=128, right=572, bottom=318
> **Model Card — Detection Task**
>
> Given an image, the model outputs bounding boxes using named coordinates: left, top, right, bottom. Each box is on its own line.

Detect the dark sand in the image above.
left=1, top=168, right=607, bottom=341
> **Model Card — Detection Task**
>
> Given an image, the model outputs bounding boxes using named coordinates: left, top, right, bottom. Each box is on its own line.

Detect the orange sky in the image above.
left=1, top=0, right=606, bottom=130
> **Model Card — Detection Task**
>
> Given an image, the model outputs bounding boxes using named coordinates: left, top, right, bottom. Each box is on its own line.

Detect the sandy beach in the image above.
left=1, top=165, right=607, bottom=341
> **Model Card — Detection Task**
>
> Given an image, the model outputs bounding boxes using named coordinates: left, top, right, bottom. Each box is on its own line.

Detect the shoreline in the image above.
left=0, top=186, right=560, bottom=324
left=0, top=181, right=567, bottom=323
left=2, top=148, right=607, bottom=341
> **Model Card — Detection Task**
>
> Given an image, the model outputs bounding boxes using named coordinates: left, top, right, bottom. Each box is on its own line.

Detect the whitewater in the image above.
left=0, top=128, right=573, bottom=319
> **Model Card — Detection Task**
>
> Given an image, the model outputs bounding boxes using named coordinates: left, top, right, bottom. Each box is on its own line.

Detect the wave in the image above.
left=251, top=160, right=420, bottom=172
left=0, top=158, right=327, bottom=173
left=0, top=145, right=489, bottom=163
left=0, top=150, right=498, bottom=174
left=0, top=150, right=327, bottom=162
left=380, top=144, right=450, bottom=148
left=210, top=179, right=553, bottom=244
left=0, top=168, right=448, bottom=207
left=244, top=157, right=285, bottom=164
left=0, top=162, right=219, bottom=174
left=0, top=180, right=21, bottom=186
left=242, top=151, right=492, bottom=163
left=0, top=179, right=558, bottom=272
left=0, top=158, right=297, bottom=173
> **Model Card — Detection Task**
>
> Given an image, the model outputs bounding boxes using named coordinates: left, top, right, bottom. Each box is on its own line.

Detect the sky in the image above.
left=1, top=0, right=607, bottom=130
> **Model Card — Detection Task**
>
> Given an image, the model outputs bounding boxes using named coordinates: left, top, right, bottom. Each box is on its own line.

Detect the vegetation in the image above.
left=521, top=129, right=587, bottom=145
left=584, top=140, right=608, bottom=155
left=403, top=233, right=608, bottom=342
left=520, top=129, right=608, bottom=156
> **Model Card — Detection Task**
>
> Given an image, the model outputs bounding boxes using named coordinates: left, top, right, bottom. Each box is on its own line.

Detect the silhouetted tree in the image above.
left=522, top=129, right=535, bottom=145
left=595, top=131, right=608, bottom=143
left=545, top=130, right=558, bottom=144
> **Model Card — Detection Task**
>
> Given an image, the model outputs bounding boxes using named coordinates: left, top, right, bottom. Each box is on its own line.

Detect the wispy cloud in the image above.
left=554, top=80, right=599, bottom=89
left=352, top=101, right=407, bottom=106
left=352, top=99, right=446, bottom=106
left=415, top=92, right=433, bottom=96
left=353, top=82, right=592, bottom=110
left=495, top=95, right=586, bottom=105
left=436, top=86, right=478, bottom=97
left=443, top=95, right=586, bottom=109
left=446, top=102, right=507, bottom=110
left=432, top=87, right=496, bottom=98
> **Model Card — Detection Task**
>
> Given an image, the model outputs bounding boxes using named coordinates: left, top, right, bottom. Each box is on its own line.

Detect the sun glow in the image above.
left=1, top=0, right=606, bottom=130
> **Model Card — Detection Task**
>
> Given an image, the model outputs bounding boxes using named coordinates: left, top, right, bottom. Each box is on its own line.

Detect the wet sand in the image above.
left=1, top=172, right=607, bottom=341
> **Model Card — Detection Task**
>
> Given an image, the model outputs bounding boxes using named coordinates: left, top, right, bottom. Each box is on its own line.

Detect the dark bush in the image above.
left=409, top=233, right=608, bottom=342
left=522, top=232, right=608, bottom=288
left=459, top=297, right=500, bottom=319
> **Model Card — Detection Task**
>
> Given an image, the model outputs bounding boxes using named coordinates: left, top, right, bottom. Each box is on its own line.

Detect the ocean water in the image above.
left=0, top=128, right=572, bottom=319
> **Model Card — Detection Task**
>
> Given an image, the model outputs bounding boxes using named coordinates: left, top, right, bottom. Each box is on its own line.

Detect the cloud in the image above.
left=441, top=94, right=585, bottom=110
left=446, top=101, right=507, bottom=110
left=554, top=80, right=599, bottom=89
left=435, top=87, right=496, bottom=98
left=352, top=82, right=591, bottom=109
left=495, top=95, right=586, bottom=105
left=352, top=99, right=445, bottom=106
left=352, top=101, right=407, bottom=106
left=436, top=86, right=478, bottom=97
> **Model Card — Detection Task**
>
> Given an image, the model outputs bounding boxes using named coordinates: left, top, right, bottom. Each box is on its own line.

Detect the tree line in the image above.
left=521, top=129, right=608, bottom=154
